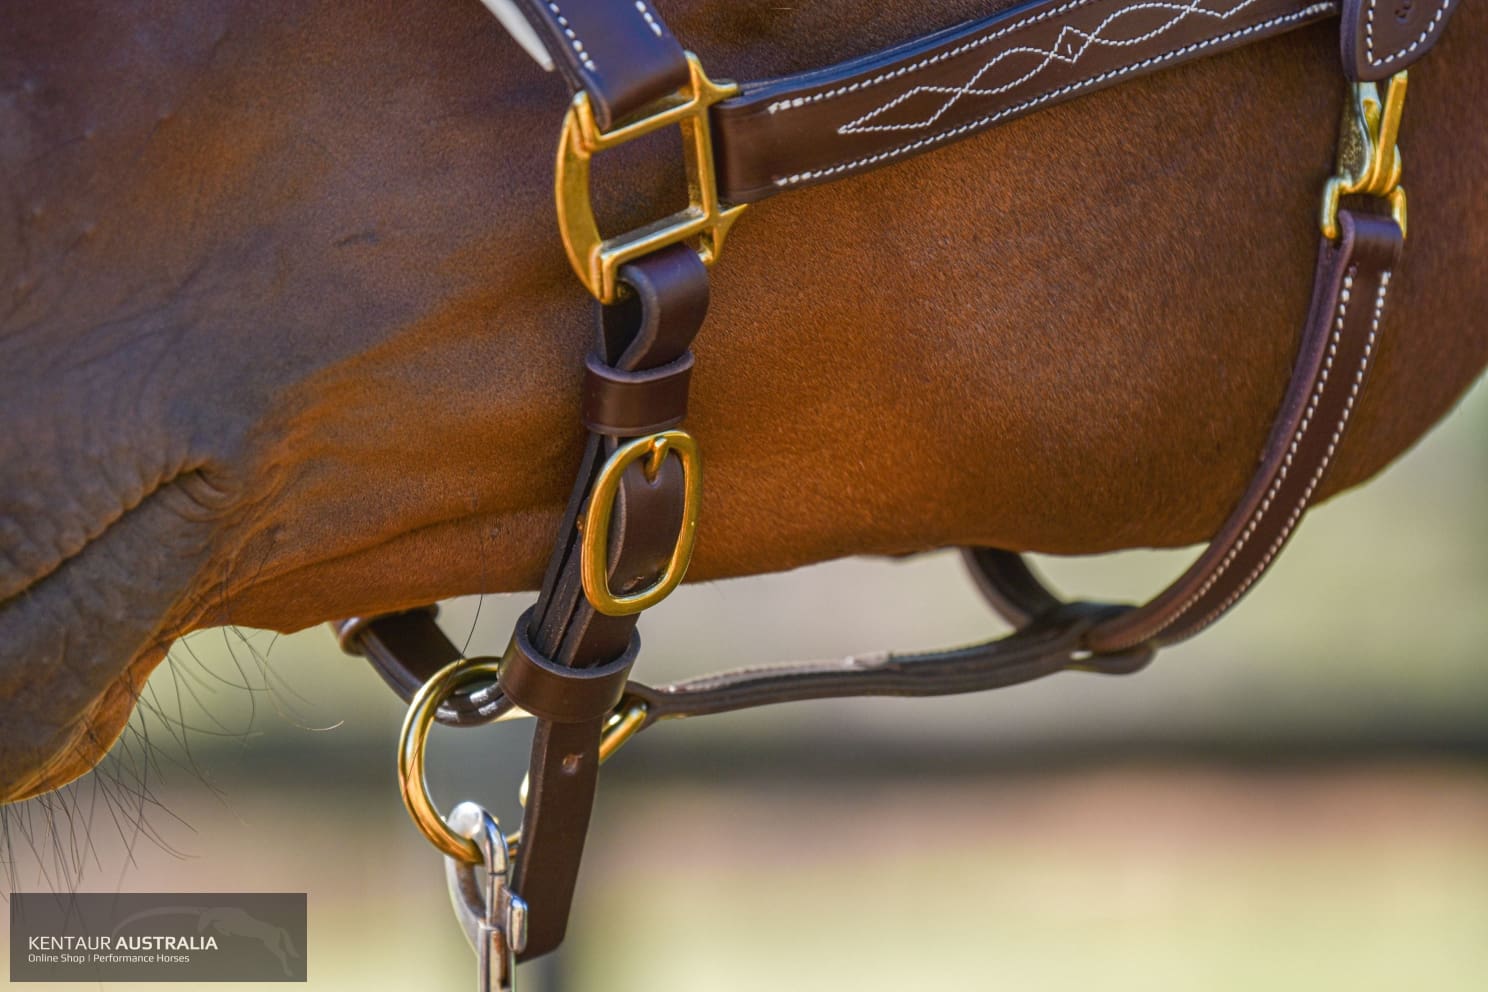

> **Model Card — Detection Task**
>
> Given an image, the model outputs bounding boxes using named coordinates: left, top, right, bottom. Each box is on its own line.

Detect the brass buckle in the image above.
left=1321, top=71, right=1407, bottom=241
left=555, top=53, right=747, bottom=303
left=580, top=430, right=702, bottom=615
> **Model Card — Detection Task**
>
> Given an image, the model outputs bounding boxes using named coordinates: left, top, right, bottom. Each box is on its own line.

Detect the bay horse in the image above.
left=0, top=0, right=1483, bottom=829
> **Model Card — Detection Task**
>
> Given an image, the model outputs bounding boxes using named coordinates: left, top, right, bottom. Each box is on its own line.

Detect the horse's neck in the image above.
left=243, top=3, right=1488, bottom=631
left=3, top=1, right=1483, bottom=637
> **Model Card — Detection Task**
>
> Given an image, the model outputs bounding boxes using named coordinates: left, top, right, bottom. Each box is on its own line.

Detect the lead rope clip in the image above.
left=444, top=802, right=529, bottom=992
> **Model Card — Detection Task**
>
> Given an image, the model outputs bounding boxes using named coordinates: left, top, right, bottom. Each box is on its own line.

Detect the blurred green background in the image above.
left=4, top=378, right=1485, bottom=991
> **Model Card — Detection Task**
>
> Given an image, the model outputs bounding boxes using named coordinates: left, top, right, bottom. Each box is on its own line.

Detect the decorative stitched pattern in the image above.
left=772, top=2, right=1332, bottom=188
left=839, top=0, right=1265, bottom=135
left=1365, top=0, right=1450, bottom=67
left=767, top=0, right=1102, bottom=115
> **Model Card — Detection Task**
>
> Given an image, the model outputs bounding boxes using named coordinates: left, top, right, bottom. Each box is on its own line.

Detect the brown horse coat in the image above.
left=0, top=0, right=1484, bottom=800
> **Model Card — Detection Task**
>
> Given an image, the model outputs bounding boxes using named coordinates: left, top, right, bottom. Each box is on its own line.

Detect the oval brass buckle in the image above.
left=554, top=53, right=747, bottom=303
left=579, top=430, right=702, bottom=616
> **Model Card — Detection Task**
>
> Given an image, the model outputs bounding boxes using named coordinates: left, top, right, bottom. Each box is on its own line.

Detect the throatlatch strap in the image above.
left=967, top=209, right=1403, bottom=653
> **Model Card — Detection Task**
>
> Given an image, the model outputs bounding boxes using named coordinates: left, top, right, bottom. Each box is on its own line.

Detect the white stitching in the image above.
left=767, top=0, right=1098, bottom=114
left=1143, top=267, right=1358, bottom=638
left=635, top=1, right=664, bottom=38
left=1365, top=0, right=1449, bottom=66
left=840, top=0, right=1264, bottom=135
left=771, top=4, right=1331, bottom=189
left=1177, top=271, right=1388, bottom=639
left=547, top=1, right=597, bottom=73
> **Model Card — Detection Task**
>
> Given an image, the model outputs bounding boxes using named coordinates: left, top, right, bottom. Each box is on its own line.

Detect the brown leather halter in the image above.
left=330, top=0, right=1458, bottom=985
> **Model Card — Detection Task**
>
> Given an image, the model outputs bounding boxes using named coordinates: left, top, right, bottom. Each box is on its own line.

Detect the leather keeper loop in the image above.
left=582, top=351, right=693, bottom=436
left=498, top=607, right=639, bottom=723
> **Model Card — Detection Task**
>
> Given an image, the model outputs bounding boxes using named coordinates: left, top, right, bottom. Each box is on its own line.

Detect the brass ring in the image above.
left=397, top=656, right=504, bottom=863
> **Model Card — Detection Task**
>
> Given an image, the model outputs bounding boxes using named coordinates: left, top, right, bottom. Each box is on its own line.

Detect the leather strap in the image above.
left=1339, top=0, right=1458, bottom=80
left=496, top=0, right=1459, bottom=200
left=499, top=607, right=637, bottom=723
left=511, top=0, right=691, bottom=130
left=968, top=209, right=1402, bottom=652
left=962, top=547, right=1066, bottom=629
left=333, top=608, right=504, bottom=726
left=710, top=0, right=1336, bottom=203
left=582, top=351, right=693, bottom=435
left=508, top=243, right=708, bottom=960
left=626, top=603, right=1152, bottom=729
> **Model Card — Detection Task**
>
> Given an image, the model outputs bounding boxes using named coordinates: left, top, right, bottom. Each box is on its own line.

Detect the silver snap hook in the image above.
left=444, top=802, right=529, bottom=992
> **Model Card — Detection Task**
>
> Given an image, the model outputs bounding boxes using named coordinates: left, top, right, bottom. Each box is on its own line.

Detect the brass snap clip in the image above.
left=1321, top=71, right=1408, bottom=240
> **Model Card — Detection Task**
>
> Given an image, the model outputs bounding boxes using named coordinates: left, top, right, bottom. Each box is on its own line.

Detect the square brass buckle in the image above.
left=555, top=53, right=747, bottom=303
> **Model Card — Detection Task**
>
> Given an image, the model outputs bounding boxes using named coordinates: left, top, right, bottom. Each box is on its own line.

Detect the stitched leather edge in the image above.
left=1365, top=0, right=1452, bottom=67
left=768, top=2, right=1335, bottom=192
